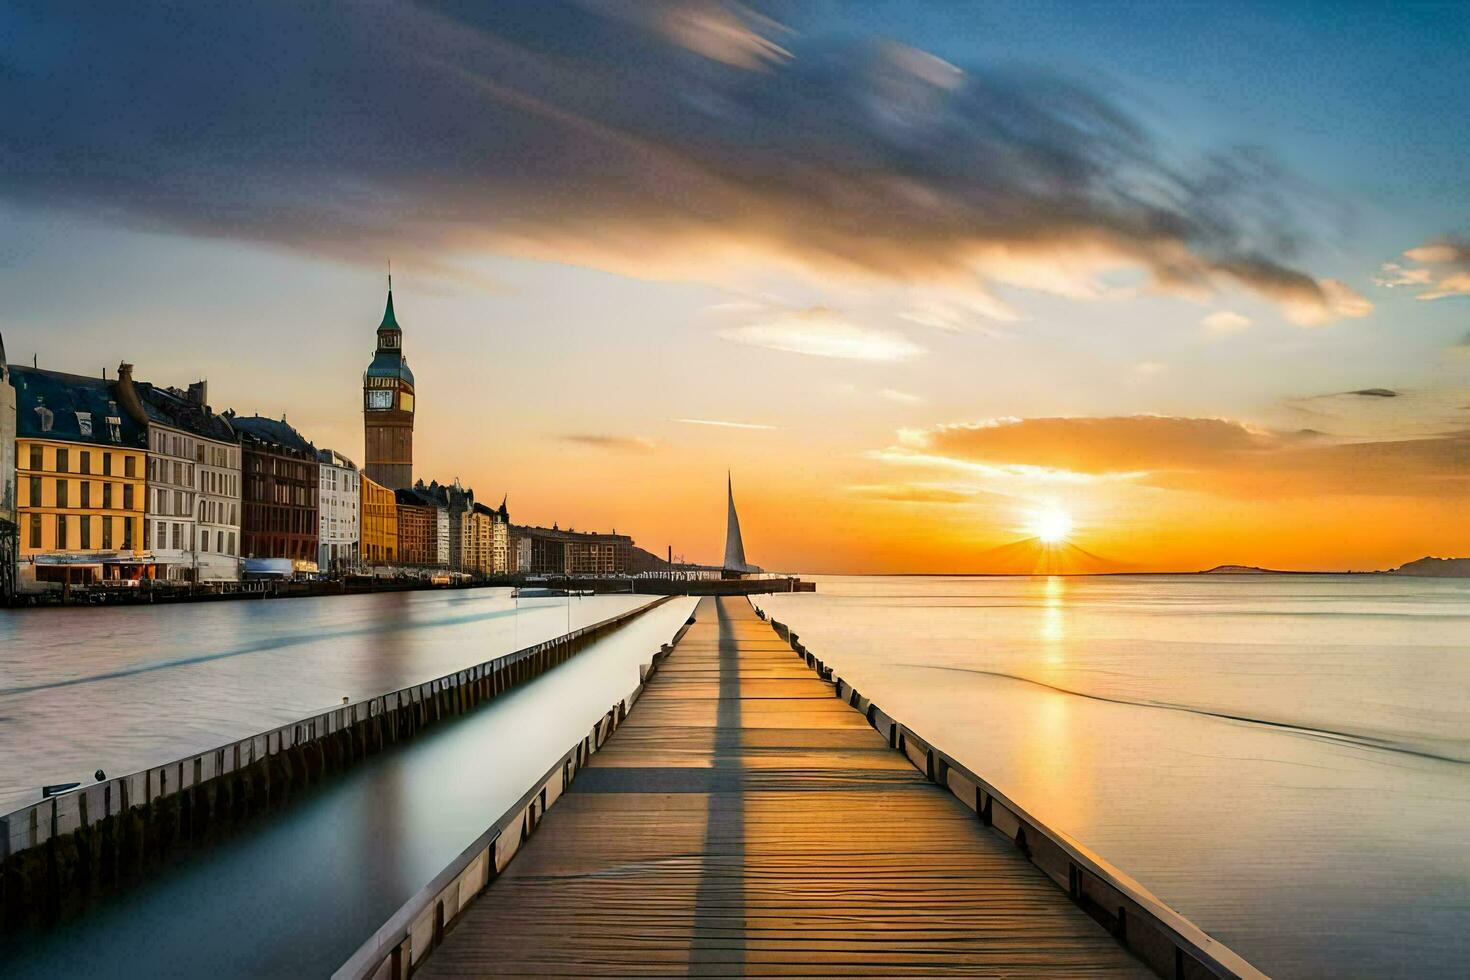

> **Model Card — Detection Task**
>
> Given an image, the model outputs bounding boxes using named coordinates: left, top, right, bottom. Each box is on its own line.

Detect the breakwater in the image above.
left=0, top=596, right=672, bottom=931
left=756, top=603, right=1262, bottom=980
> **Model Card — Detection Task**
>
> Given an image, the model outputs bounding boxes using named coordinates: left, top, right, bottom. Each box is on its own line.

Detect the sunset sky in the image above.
left=3, top=1, right=1469, bottom=572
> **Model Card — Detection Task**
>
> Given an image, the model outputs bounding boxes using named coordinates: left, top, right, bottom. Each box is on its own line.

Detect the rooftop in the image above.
left=232, top=414, right=317, bottom=457
left=10, top=366, right=147, bottom=449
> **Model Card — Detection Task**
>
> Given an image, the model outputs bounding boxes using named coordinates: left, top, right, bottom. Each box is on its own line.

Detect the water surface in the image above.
left=1, top=592, right=698, bottom=978
left=0, top=588, right=653, bottom=811
left=757, top=574, right=1470, bottom=979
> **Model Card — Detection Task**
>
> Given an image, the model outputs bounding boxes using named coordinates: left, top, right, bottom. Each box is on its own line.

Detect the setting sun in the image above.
left=1031, top=508, right=1074, bottom=544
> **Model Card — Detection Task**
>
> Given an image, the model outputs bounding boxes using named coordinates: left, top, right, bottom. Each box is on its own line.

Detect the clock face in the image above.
left=367, top=389, right=392, bottom=410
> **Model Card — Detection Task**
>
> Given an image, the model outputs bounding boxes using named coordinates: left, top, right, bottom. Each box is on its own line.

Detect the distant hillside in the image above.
left=1200, top=564, right=1279, bottom=574
left=1387, top=557, right=1470, bottom=577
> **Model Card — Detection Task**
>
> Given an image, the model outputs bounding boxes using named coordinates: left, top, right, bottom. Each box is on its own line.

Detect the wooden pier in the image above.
left=416, top=596, right=1150, bottom=976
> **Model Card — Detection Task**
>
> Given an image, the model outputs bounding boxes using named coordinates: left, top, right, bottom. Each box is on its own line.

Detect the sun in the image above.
left=1031, top=508, right=1074, bottom=544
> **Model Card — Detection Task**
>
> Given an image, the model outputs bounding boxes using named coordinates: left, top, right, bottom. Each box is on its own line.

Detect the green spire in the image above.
left=378, top=272, right=399, bottom=332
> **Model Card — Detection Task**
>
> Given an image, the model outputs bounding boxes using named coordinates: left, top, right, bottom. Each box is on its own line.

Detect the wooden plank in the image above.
left=421, top=597, right=1149, bottom=977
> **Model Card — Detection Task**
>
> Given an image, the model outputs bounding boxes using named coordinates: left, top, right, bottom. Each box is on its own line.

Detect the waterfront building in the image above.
left=232, top=415, right=319, bottom=567
left=0, top=334, right=16, bottom=597
left=317, top=449, right=361, bottom=574
left=360, top=473, right=398, bottom=565
left=491, top=497, right=510, bottom=574
left=467, top=503, right=494, bottom=575
left=394, top=488, right=440, bottom=566
left=10, top=365, right=150, bottom=590
left=416, top=479, right=475, bottom=571
left=123, top=373, right=243, bottom=583
left=510, top=532, right=530, bottom=574
left=362, top=281, right=415, bottom=490
left=510, top=523, right=634, bottom=575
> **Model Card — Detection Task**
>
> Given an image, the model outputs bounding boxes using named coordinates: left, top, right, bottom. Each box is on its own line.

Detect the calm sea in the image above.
left=757, top=574, right=1470, bottom=979
left=0, top=587, right=655, bottom=812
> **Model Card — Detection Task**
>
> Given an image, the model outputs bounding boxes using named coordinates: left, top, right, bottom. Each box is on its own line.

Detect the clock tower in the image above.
left=363, top=278, right=415, bottom=490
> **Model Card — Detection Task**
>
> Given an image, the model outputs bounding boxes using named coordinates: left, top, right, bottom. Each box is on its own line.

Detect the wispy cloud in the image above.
left=0, top=3, right=1369, bottom=322
left=887, top=414, right=1470, bottom=499
left=878, top=388, right=925, bottom=404
left=1201, top=310, right=1252, bottom=334
left=673, top=417, right=778, bottom=430
left=717, top=307, right=925, bottom=361
left=1376, top=239, right=1470, bottom=300
left=847, top=482, right=987, bottom=505
left=559, top=434, right=657, bottom=453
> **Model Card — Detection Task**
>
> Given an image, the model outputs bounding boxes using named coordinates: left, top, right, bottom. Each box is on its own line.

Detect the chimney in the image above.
left=114, top=362, right=148, bottom=426
left=187, top=380, right=208, bottom=408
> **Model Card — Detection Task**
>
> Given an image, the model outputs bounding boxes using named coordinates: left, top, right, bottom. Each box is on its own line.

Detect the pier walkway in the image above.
left=420, top=596, right=1147, bottom=976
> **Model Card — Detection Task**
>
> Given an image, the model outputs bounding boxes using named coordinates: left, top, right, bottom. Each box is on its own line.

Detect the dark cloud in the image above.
left=558, top=434, right=657, bottom=453
left=1, top=1, right=1359, bottom=317
left=1349, top=388, right=1398, bottom=398
left=906, top=415, right=1470, bottom=498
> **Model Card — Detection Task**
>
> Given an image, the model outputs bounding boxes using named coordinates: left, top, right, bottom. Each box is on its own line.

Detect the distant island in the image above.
left=1198, top=557, right=1470, bottom=577
left=1200, top=564, right=1281, bottom=574
left=1385, top=557, right=1470, bottom=577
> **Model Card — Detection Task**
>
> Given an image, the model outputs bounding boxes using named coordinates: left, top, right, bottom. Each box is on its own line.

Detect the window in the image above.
left=76, top=413, right=92, bottom=437
left=28, top=514, right=41, bottom=549
left=172, top=523, right=181, bottom=550
left=102, top=517, right=113, bottom=550
left=56, top=480, right=68, bottom=508
left=125, top=456, right=136, bottom=478
left=228, top=532, right=235, bottom=555
left=123, top=484, right=134, bottom=510
left=80, top=517, right=91, bottom=550
left=56, top=447, right=69, bottom=472
left=103, top=483, right=113, bottom=508
left=80, top=451, right=91, bottom=474
left=123, top=518, right=133, bottom=550
left=156, top=522, right=167, bottom=550
left=200, top=530, right=209, bottom=553
left=55, top=515, right=67, bottom=549
left=103, top=452, right=112, bottom=476
left=27, top=476, right=40, bottom=507
left=81, top=482, right=91, bottom=508
left=29, top=444, right=42, bottom=471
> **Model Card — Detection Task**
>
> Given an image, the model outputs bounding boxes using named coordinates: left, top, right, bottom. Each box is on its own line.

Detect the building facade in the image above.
left=361, top=473, right=398, bottom=565
left=233, top=415, right=319, bottom=565
left=362, top=283, right=415, bottom=491
left=125, top=373, right=243, bottom=583
left=0, top=334, right=16, bottom=597
left=394, top=488, right=439, bottom=566
left=511, top=524, right=634, bottom=576
left=317, top=449, right=361, bottom=573
left=11, top=366, right=149, bottom=590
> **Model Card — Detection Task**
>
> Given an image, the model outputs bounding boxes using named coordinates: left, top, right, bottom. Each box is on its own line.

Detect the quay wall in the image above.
left=753, top=603, right=1264, bottom=980
left=334, top=612, right=697, bottom=980
left=0, top=596, right=672, bottom=930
